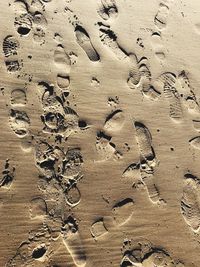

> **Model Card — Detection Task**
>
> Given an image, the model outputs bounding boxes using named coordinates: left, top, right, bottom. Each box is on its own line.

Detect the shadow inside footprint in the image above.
left=75, top=25, right=100, bottom=62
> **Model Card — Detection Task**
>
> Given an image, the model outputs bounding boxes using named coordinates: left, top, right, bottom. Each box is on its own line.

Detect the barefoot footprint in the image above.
left=99, top=24, right=128, bottom=60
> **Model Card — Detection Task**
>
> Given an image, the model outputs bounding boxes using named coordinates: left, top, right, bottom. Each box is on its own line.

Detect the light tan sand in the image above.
left=0, top=0, right=200, bottom=266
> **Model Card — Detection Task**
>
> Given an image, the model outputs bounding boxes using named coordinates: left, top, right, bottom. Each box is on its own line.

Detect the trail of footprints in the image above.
left=151, top=0, right=174, bottom=61
left=1, top=0, right=200, bottom=266
left=7, top=201, right=86, bottom=267
left=4, top=2, right=88, bottom=266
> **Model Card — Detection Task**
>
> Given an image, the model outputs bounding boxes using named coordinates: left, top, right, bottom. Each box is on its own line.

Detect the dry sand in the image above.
left=0, top=0, right=200, bottom=266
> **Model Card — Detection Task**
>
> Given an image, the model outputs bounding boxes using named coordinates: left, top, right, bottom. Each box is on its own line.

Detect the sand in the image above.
left=0, top=0, right=200, bottom=266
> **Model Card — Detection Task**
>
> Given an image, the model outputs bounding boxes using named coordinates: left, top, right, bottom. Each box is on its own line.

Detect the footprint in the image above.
left=63, top=106, right=80, bottom=137
left=90, top=199, right=134, bottom=241
left=134, top=121, right=155, bottom=163
left=154, top=72, right=183, bottom=123
left=127, top=56, right=161, bottom=101
left=97, top=0, right=118, bottom=21
left=62, top=216, right=86, bottom=267
left=0, top=160, right=15, bottom=189
left=29, top=197, right=47, bottom=219
left=40, top=84, right=79, bottom=137
left=99, top=24, right=128, bottom=60
left=2, top=34, right=23, bottom=73
left=9, top=109, right=30, bottom=138
left=41, top=110, right=66, bottom=134
left=57, top=73, right=70, bottom=91
left=75, top=25, right=100, bottom=62
left=90, top=218, right=108, bottom=238
left=65, top=8, right=100, bottom=62
left=95, top=131, right=122, bottom=161
left=127, top=54, right=141, bottom=89
left=104, top=109, right=125, bottom=133
left=35, top=142, right=83, bottom=185
left=8, top=207, right=81, bottom=266
left=34, top=141, right=56, bottom=179
left=140, top=158, right=161, bottom=204
left=139, top=63, right=161, bottom=101
left=13, top=2, right=47, bottom=45
left=134, top=121, right=162, bottom=204
left=154, top=3, right=169, bottom=30
left=112, top=198, right=134, bottom=226
left=178, top=71, right=200, bottom=115
left=120, top=239, right=150, bottom=267
left=65, top=185, right=81, bottom=207
left=163, top=84, right=183, bottom=123
left=123, top=122, right=163, bottom=205
left=40, top=82, right=62, bottom=107
left=120, top=239, right=182, bottom=267
left=181, top=174, right=200, bottom=232
left=11, top=88, right=27, bottom=106
left=3, top=35, right=19, bottom=57
left=151, top=32, right=166, bottom=60
left=34, top=141, right=63, bottom=179
left=7, top=230, right=52, bottom=267
left=54, top=44, right=71, bottom=71
left=62, top=148, right=83, bottom=182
